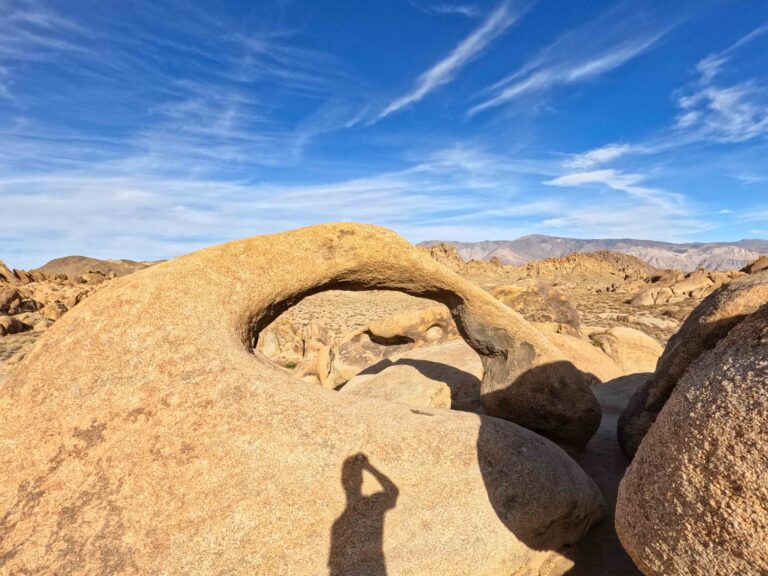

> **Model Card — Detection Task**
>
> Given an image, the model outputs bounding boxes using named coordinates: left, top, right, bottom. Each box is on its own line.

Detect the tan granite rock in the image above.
left=618, top=272, right=768, bottom=457
left=0, top=223, right=603, bottom=575
left=616, top=303, right=768, bottom=575
left=342, top=339, right=483, bottom=411
left=589, top=327, right=662, bottom=375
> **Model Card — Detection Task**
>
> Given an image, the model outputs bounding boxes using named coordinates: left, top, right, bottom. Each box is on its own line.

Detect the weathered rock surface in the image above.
left=616, top=303, right=768, bottom=575
left=630, top=268, right=743, bottom=307
left=742, top=255, right=768, bottom=274
left=340, top=363, right=453, bottom=409
left=0, top=259, right=12, bottom=282
left=544, top=332, right=624, bottom=383
left=343, top=339, right=483, bottom=411
left=618, top=272, right=768, bottom=457
left=0, top=224, right=604, bottom=575
left=492, top=284, right=581, bottom=336
left=320, top=305, right=459, bottom=388
left=589, top=327, right=662, bottom=375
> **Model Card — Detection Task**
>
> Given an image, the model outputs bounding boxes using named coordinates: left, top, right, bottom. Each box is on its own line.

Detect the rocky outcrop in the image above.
left=0, top=259, right=12, bottom=282
left=616, top=303, right=768, bottom=575
left=342, top=339, right=483, bottom=411
left=589, top=327, right=663, bottom=375
left=630, top=268, right=743, bottom=307
left=0, top=287, right=41, bottom=315
left=320, top=305, right=459, bottom=389
left=418, top=242, right=509, bottom=277
left=742, top=255, right=768, bottom=274
left=618, top=272, right=768, bottom=457
left=33, top=255, right=155, bottom=279
left=0, top=224, right=604, bottom=575
left=492, top=284, right=581, bottom=336
left=512, top=251, right=659, bottom=292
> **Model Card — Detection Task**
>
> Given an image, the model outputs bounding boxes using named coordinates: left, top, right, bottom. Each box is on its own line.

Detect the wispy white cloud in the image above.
left=732, top=174, right=766, bottom=185
left=545, top=168, right=684, bottom=211
left=470, top=3, right=668, bottom=115
left=695, top=21, right=768, bottom=85
left=471, top=36, right=662, bottom=114
left=0, top=143, right=528, bottom=266
left=671, top=22, right=768, bottom=142
left=539, top=170, right=712, bottom=240
left=563, top=143, right=634, bottom=169
left=675, top=82, right=768, bottom=142
left=409, top=1, right=483, bottom=18
left=374, top=1, right=522, bottom=122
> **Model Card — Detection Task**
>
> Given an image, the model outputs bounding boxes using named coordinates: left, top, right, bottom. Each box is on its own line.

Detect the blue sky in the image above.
left=1, top=0, right=768, bottom=267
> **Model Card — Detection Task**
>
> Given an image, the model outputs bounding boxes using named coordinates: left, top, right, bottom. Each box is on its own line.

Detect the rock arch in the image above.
left=0, top=223, right=603, bottom=575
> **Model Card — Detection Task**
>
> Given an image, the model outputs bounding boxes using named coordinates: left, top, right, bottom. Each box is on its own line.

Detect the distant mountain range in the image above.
left=418, top=235, right=768, bottom=272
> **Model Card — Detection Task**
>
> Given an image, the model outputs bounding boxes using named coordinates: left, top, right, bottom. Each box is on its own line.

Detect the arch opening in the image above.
left=252, top=287, right=483, bottom=412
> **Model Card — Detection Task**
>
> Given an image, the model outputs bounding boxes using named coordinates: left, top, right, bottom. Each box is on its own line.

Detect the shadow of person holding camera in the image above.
left=328, top=453, right=399, bottom=576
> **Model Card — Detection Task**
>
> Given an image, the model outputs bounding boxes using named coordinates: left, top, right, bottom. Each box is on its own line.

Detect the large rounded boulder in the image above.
left=0, top=224, right=603, bottom=575
left=616, top=303, right=768, bottom=575
left=618, top=271, right=768, bottom=457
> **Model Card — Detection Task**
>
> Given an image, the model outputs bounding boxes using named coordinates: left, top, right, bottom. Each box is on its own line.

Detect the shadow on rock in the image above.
left=481, top=361, right=602, bottom=453
left=356, top=357, right=482, bottom=411
left=328, top=453, right=399, bottom=576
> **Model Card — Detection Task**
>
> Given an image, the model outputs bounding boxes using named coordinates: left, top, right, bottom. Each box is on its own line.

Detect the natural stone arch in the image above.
left=0, top=223, right=603, bottom=575
left=238, top=225, right=600, bottom=448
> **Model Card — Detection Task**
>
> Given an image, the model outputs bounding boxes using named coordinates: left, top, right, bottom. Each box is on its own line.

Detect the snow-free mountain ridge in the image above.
left=418, top=235, right=768, bottom=272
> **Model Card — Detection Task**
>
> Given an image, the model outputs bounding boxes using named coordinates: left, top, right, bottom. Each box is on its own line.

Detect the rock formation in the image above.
left=742, top=254, right=768, bottom=274
left=0, top=223, right=604, bottom=575
left=589, top=327, right=663, bottom=375
left=618, top=271, right=768, bottom=457
left=341, top=339, right=483, bottom=411
left=318, top=305, right=459, bottom=389
left=616, top=303, right=768, bottom=575
left=33, top=255, right=155, bottom=278
left=630, top=268, right=743, bottom=307
left=492, top=284, right=581, bottom=336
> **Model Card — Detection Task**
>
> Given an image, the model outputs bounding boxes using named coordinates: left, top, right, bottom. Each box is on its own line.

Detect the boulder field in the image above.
left=0, top=224, right=604, bottom=576
left=618, top=271, right=768, bottom=457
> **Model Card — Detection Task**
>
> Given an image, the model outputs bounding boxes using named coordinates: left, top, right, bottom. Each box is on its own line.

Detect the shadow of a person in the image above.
left=328, top=453, right=399, bottom=576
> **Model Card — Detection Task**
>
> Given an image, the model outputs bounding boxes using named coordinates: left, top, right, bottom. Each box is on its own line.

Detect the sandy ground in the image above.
left=542, top=374, right=648, bottom=575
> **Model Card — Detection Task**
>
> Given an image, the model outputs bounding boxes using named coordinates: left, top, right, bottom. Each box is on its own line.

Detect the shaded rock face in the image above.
left=0, top=224, right=603, bottom=575
left=616, top=303, right=768, bottom=575
left=618, top=272, right=768, bottom=457
left=742, top=254, right=768, bottom=274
